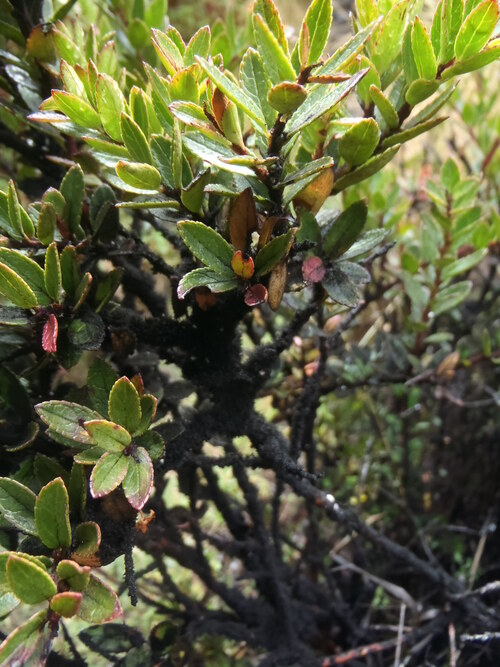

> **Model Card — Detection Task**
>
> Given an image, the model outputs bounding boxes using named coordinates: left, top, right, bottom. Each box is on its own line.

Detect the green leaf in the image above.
left=177, top=267, right=238, bottom=299
left=68, top=463, right=86, bottom=519
left=0, top=610, right=47, bottom=664
left=402, top=22, right=419, bottom=84
left=0, top=478, right=37, bottom=535
left=454, top=0, right=498, bottom=60
left=0, top=248, right=50, bottom=305
left=68, top=311, right=105, bottom=350
left=136, top=430, right=164, bottom=460
left=169, top=101, right=214, bottom=132
left=323, top=201, right=368, bottom=259
left=255, top=229, right=295, bottom=277
left=96, top=73, right=127, bottom=142
left=341, top=228, right=388, bottom=260
left=285, top=70, right=367, bottom=135
left=267, top=82, right=307, bottom=114
left=440, top=0, right=464, bottom=63
left=44, top=242, right=62, bottom=303
left=298, top=0, right=332, bottom=66
left=240, top=48, right=276, bottom=129
left=172, top=119, right=183, bottom=190
left=181, top=130, right=253, bottom=176
left=89, top=184, right=119, bottom=242
left=84, top=419, right=131, bottom=452
left=60, top=245, right=81, bottom=299
left=280, top=156, right=334, bottom=186
left=37, top=202, right=57, bottom=245
left=441, top=248, right=487, bottom=282
left=441, top=38, right=500, bottom=77
left=405, top=78, right=440, bottom=106
left=73, top=521, right=101, bottom=557
left=369, top=85, right=399, bottom=129
left=332, top=145, right=400, bottom=192
left=122, top=447, right=154, bottom=510
left=254, top=0, right=289, bottom=52
left=195, top=56, right=266, bottom=131
left=178, top=220, right=234, bottom=273
left=109, top=377, right=142, bottom=433
left=78, top=574, right=122, bottom=623
left=316, top=20, right=381, bottom=76
left=79, top=623, right=144, bottom=655
left=50, top=591, right=82, bottom=618
left=369, top=0, right=410, bottom=74
left=120, top=113, right=153, bottom=164
left=432, top=280, right=472, bottom=315
left=130, top=87, right=150, bottom=135
left=60, top=164, right=85, bottom=239
left=356, top=0, right=378, bottom=27
left=339, top=118, right=380, bottom=166
left=35, top=477, right=71, bottom=549
left=151, top=28, right=184, bottom=75
left=7, top=181, right=26, bottom=239
left=90, top=452, right=129, bottom=498
left=323, top=265, right=359, bottom=307
left=34, top=454, right=69, bottom=487
left=56, top=560, right=90, bottom=592
left=381, top=116, right=447, bottom=148
left=0, top=263, right=38, bottom=308
left=407, top=84, right=456, bottom=126
left=60, top=59, right=88, bottom=101
left=52, top=90, right=101, bottom=129
left=253, top=13, right=300, bottom=84
left=412, top=17, right=437, bottom=80
left=184, top=26, right=211, bottom=66
left=115, top=161, right=162, bottom=191
left=88, top=359, right=119, bottom=417
left=7, top=554, right=57, bottom=603
left=35, top=401, right=102, bottom=445
left=134, top=395, right=158, bottom=436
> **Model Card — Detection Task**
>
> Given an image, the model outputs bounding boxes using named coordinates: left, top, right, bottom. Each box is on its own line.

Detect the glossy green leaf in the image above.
left=440, top=0, right=464, bottom=63
left=253, top=13, right=299, bottom=84
left=0, top=478, right=37, bottom=535
left=136, top=430, right=164, bottom=460
left=267, top=82, right=307, bottom=113
left=0, top=610, right=47, bottom=664
left=120, top=113, right=152, bottom=164
left=285, top=70, right=367, bottom=135
left=339, top=118, right=380, bottom=165
left=195, top=56, right=266, bottom=131
left=177, top=267, right=238, bottom=298
left=454, top=0, right=498, bottom=60
left=56, top=560, right=90, bottom=592
left=50, top=591, right=82, bottom=618
left=122, top=447, right=154, bottom=510
left=60, top=59, right=87, bottom=100
left=78, top=574, right=122, bottom=623
left=52, top=90, right=101, bottom=129
left=280, top=156, right=334, bottom=186
left=0, top=263, right=38, bottom=308
left=90, top=452, right=129, bottom=498
left=0, top=248, right=50, bottom=305
left=178, top=220, right=234, bottom=273
left=7, top=181, right=25, bottom=239
left=35, top=477, right=71, bottom=549
left=68, top=463, right=86, bottom=519
left=37, top=202, right=57, bottom=245
left=240, top=48, right=276, bottom=129
left=381, top=116, right=447, bottom=148
left=151, top=28, right=184, bottom=75
left=405, top=78, right=440, bottom=106
left=432, top=280, right=472, bottom=315
left=73, top=521, right=101, bottom=557
left=88, top=359, right=119, bottom=417
left=60, top=164, right=85, bottom=239
left=109, top=377, right=142, bottom=433
left=169, top=100, right=213, bottom=131
left=254, top=0, right=289, bottom=52
left=60, top=245, right=81, bottom=299
left=115, top=161, right=161, bottom=191
left=323, top=266, right=359, bottom=307
left=441, top=38, right=500, bottom=77
left=184, top=26, right=211, bottom=66
left=412, top=17, right=437, bottom=80
left=407, top=84, right=456, bottom=126
left=369, top=85, right=399, bottom=129
left=96, top=74, right=127, bottom=142
left=298, top=0, right=332, bottom=65
left=332, top=145, right=400, bottom=192
left=369, top=0, right=410, bottom=74
left=7, top=554, right=57, bottom=603
left=84, top=419, right=131, bottom=452
left=323, top=201, right=368, bottom=259
left=441, top=248, right=487, bottom=282
left=35, top=401, right=102, bottom=445
left=341, top=229, right=389, bottom=260
left=255, top=228, right=294, bottom=277
left=44, top=242, right=62, bottom=303
left=316, top=20, right=381, bottom=76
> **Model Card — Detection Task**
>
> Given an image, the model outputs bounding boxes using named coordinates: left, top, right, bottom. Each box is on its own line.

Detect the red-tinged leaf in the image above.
left=302, top=256, right=326, bottom=283
left=50, top=591, right=82, bottom=618
left=244, top=284, right=268, bottom=307
left=90, top=452, right=129, bottom=498
left=78, top=574, right=122, bottom=623
left=122, top=447, right=154, bottom=510
left=42, top=314, right=58, bottom=353
left=232, top=251, right=255, bottom=279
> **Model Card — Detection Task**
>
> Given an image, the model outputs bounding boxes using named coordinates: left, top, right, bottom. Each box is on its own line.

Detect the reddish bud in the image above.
left=244, top=284, right=268, bottom=307
left=42, top=313, right=58, bottom=353
left=232, top=250, right=255, bottom=279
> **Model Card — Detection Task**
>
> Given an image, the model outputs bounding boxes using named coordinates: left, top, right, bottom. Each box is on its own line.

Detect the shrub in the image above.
left=0, top=0, right=499, bottom=664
